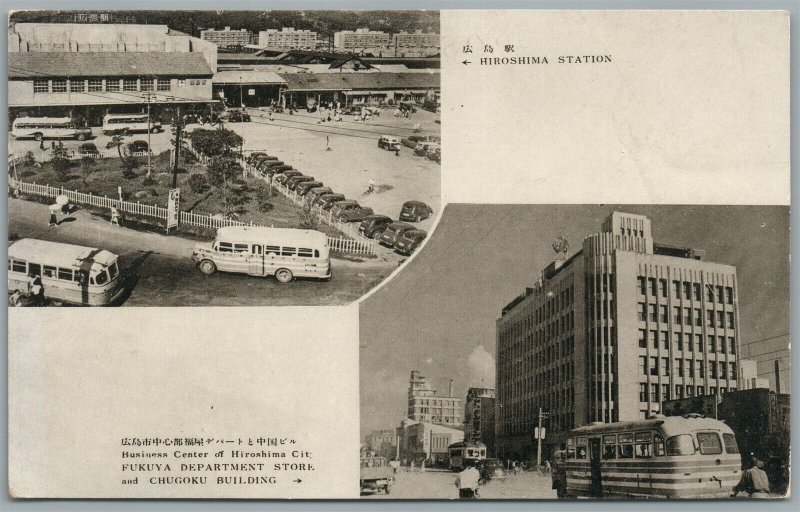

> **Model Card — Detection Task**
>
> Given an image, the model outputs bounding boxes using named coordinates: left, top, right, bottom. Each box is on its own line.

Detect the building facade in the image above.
left=200, top=27, right=253, bottom=49
left=407, top=371, right=463, bottom=427
left=365, top=429, right=397, bottom=460
left=258, top=28, right=317, bottom=50
left=392, top=30, right=440, bottom=57
left=464, top=387, right=496, bottom=456
left=333, top=28, right=392, bottom=53
left=495, top=211, right=741, bottom=461
left=396, top=419, right=464, bottom=465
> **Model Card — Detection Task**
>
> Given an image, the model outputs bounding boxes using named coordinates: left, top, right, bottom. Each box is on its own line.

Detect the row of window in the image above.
left=8, top=259, right=113, bottom=286
left=568, top=431, right=737, bottom=460
left=32, top=78, right=209, bottom=94
left=637, top=303, right=735, bottom=329
left=216, top=242, right=320, bottom=259
left=638, top=330, right=736, bottom=354
left=639, top=383, right=738, bottom=403
left=639, top=356, right=737, bottom=380
left=638, top=277, right=734, bottom=305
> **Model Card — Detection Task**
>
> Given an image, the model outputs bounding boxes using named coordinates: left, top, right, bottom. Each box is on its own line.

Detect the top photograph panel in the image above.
left=7, top=10, right=441, bottom=306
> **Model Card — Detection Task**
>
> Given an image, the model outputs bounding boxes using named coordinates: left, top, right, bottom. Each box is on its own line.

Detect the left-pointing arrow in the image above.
left=462, top=60, right=471, bottom=65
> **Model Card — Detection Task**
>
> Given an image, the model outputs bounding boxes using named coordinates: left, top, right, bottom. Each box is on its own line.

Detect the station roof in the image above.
left=212, top=69, right=286, bottom=85
left=8, top=52, right=214, bottom=79
left=280, top=72, right=440, bottom=92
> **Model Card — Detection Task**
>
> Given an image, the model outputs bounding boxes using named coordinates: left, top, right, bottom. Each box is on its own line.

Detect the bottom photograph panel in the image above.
left=359, top=204, right=790, bottom=500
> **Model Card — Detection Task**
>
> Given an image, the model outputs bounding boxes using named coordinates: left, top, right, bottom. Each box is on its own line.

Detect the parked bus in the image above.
left=101, top=114, right=162, bottom=135
left=11, top=117, right=92, bottom=141
left=557, top=414, right=742, bottom=499
left=191, top=226, right=332, bottom=283
left=8, top=239, right=125, bottom=306
left=447, top=441, right=487, bottom=472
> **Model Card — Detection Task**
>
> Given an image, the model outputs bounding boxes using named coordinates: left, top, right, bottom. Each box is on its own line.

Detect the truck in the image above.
left=360, top=456, right=394, bottom=495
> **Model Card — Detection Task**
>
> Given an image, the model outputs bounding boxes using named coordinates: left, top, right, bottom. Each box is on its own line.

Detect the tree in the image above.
left=206, top=156, right=243, bottom=213
left=80, top=156, right=96, bottom=185
left=107, top=132, right=139, bottom=170
left=188, top=128, right=243, bottom=158
left=50, top=145, right=72, bottom=180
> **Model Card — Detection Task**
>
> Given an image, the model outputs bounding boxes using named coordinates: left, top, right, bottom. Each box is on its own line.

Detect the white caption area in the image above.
left=8, top=306, right=360, bottom=499
left=440, top=10, right=789, bottom=205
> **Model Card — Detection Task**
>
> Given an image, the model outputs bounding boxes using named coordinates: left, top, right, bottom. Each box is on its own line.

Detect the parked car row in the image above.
left=245, top=151, right=433, bottom=255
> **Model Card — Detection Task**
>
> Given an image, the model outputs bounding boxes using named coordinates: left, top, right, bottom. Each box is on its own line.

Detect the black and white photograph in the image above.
left=7, top=9, right=441, bottom=306
left=360, top=204, right=790, bottom=500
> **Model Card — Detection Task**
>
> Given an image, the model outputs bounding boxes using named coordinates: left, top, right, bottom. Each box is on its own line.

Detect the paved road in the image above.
left=8, top=198, right=397, bottom=306
left=362, top=469, right=558, bottom=500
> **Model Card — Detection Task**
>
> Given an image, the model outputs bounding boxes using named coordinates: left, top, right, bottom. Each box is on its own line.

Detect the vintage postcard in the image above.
left=5, top=8, right=790, bottom=502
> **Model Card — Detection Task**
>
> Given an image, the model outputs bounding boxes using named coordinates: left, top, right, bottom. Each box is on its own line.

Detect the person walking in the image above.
left=733, top=456, right=771, bottom=498
left=110, top=206, right=121, bottom=226
left=48, top=208, right=58, bottom=227
left=455, top=465, right=481, bottom=499
left=39, top=138, right=45, bottom=150
left=367, top=177, right=376, bottom=194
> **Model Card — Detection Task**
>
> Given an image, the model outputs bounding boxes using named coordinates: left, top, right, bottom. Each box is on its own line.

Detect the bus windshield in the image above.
left=666, top=434, right=695, bottom=456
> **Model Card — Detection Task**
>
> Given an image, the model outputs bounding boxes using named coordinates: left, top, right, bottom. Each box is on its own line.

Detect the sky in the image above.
left=359, top=205, right=790, bottom=435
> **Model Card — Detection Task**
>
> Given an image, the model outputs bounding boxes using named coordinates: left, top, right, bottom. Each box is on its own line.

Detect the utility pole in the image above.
left=141, top=91, right=156, bottom=177
left=172, top=106, right=182, bottom=189
left=535, top=408, right=550, bottom=467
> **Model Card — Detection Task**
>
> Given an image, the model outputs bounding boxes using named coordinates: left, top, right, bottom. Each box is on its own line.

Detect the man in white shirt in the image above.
left=455, top=466, right=480, bottom=499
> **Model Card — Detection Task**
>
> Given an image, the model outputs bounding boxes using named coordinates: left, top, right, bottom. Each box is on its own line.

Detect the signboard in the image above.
left=167, top=188, right=180, bottom=229
left=534, top=427, right=546, bottom=439
left=248, top=88, right=256, bottom=96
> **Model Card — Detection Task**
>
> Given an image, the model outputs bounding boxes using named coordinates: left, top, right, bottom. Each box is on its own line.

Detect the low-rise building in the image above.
left=396, top=419, right=464, bottom=466
left=365, top=429, right=397, bottom=460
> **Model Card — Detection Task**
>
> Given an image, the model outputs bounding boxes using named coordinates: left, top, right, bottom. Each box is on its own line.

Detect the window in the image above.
left=707, top=286, right=715, bottom=302
left=95, top=270, right=108, bottom=285
left=106, top=79, right=120, bottom=92
left=140, top=78, right=154, bottom=91
left=57, top=268, right=73, bottom=281
left=683, top=282, right=691, bottom=300
left=635, top=432, right=652, bottom=458
left=666, top=434, right=695, bottom=456
left=298, top=248, right=314, bottom=258
left=88, top=79, right=103, bottom=91
left=719, top=362, right=727, bottom=380
left=123, top=79, right=138, bottom=91
left=686, top=359, right=694, bottom=377
left=727, top=312, right=735, bottom=329
left=638, top=303, right=646, bottom=321
left=698, top=360, right=705, bottom=378
left=697, top=386, right=705, bottom=396
left=693, top=283, right=701, bottom=301
left=696, top=432, right=722, bottom=455
left=650, top=357, right=658, bottom=376
left=660, top=305, right=668, bottom=323
left=683, top=307, right=692, bottom=325
left=696, top=334, right=704, bottom=352
left=675, top=333, right=683, bottom=351
left=639, top=357, right=647, bottom=376
left=68, top=79, right=86, bottom=93
left=722, top=433, right=739, bottom=454
left=651, top=330, right=658, bottom=348
left=659, top=279, right=667, bottom=297
left=674, top=385, right=683, bottom=399
left=11, top=260, right=27, bottom=273
left=157, top=78, right=171, bottom=91
left=654, top=434, right=665, bottom=456
left=709, top=336, right=717, bottom=352
left=673, top=306, right=681, bottom=324
left=710, top=363, right=717, bottom=379
left=662, top=331, right=669, bottom=349
left=603, top=435, right=617, bottom=459
left=650, top=383, right=659, bottom=402
left=717, top=312, right=725, bottom=329
left=686, top=385, right=694, bottom=397
left=672, top=280, right=680, bottom=297
left=281, top=246, right=297, bottom=256
left=639, top=330, right=647, bottom=348
left=675, top=359, right=684, bottom=377
left=694, top=308, right=702, bottom=326
left=650, top=305, right=658, bottom=322
left=648, top=277, right=656, bottom=296
left=43, top=265, right=56, bottom=278
left=729, top=337, right=736, bottom=354
left=233, top=243, right=249, bottom=253
left=618, top=434, right=634, bottom=458
left=662, top=357, right=669, bottom=376
left=716, top=286, right=724, bottom=304
left=217, top=242, right=233, bottom=253
left=662, top=384, right=669, bottom=401
left=726, top=287, right=734, bottom=304
left=34, top=80, right=49, bottom=93
left=51, top=79, right=67, bottom=92
left=707, top=310, right=715, bottom=327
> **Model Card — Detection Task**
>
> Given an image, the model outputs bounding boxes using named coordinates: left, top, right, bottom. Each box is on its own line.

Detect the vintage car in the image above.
left=359, top=215, right=394, bottom=240
left=426, top=147, right=441, bottom=163
left=296, top=181, right=324, bottom=196
left=399, top=201, right=433, bottom=223
left=330, top=201, right=374, bottom=223
left=476, top=458, right=507, bottom=483
left=306, top=187, right=334, bottom=202
left=414, top=141, right=440, bottom=156
left=378, top=135, right=401, bottom=151
left=401, top=135, right=440, bottom=149
left=316, top=193, right=347, bottom=211
left=360, top=457, right=393, bottom=495
left=394, top=229, right=427, bottom=256
left=286, top=175, right=316, bottom=191
left=127, top=140, right=149, bottom=154
left=78, top=143, right=101, bottom=157
left=274, top=170, right=303, bottom=185
left=219, top=108, right=251, bottom=123
left=379, top=222, right=415, bottom=248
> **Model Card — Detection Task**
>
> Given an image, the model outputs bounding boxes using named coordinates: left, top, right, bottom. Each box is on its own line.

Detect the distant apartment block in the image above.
left=200, top=27, right=253, bottom=49
left=258, top=28, right=317, bottom=50
left=333, top=28, right=392, bottom=52
left=393, top=30, right=440, bottom=56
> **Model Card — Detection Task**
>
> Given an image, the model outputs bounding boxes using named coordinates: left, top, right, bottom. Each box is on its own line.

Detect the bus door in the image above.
left=589, top=437, right=603, bottom=497
left=247, top=244, right=265, bottom=276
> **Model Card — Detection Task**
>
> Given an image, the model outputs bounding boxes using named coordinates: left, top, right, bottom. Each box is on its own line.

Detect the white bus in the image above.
left=8, top=239, right=125, bottom=306
left=101, top=114, right=162, bottom=135
left=191, top=226, right=332, bottom=283
left=11, top=117, right=92, bottom=141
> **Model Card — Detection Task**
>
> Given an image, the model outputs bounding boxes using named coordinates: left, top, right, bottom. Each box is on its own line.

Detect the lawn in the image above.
left=12, top=150, right=343, bottom=237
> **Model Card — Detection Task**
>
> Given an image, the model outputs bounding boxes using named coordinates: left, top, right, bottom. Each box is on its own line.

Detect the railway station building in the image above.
left=495, top=211, right=742, bottom=462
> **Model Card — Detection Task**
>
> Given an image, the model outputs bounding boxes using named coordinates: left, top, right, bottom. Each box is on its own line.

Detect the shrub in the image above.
left=122, top=169, right=138, bottom=180
left=23, top=151, right=36, bottom=166
left=298, top=203, right=319, bottom=230
left=50, top=146, right=72, bottom=179
left=188, top=174, right=209, bottom=193
left=142, top=175, right=157, bottom=186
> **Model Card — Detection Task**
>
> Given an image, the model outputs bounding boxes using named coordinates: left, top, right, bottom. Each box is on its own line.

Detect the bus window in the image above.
left=233, top=243, right=249, bottom=253
left=634, top=432, right=652, bottom=458
left=653, top=434, right=665, bottom=456
left=58, top=268, right=73, bottom=281
left=603, top=435, right=616, bottom=459
left=696, top=432, right=722, bottom=455
left=43, top=265, right=57, bottom=278
left=108, top=262, right=119, bottom=280
left=266, top=245, right=281, bottom=255
left=618, top=433, right=634, bottom=458
left=576, top=447, right=587, bottom=459
left=666, top=434, right=695, bottom=456
left=282, top=246, right=297, bottom=256
left=722, top=433, right=739, bottom=454
left=217, top=242, right=234, bottom=253
left=95, top=270, right=109, bottom=286
left=28, top=263, right=42, bottom=276
left=252, top=245, right=263, bottom=255
left=11, top=260, right=27, bottom=273
left=298, top=248, right=314, bottom=258
left=314, top=249, right=320, bottom=257
left=566, top=448, right=575, bottom=459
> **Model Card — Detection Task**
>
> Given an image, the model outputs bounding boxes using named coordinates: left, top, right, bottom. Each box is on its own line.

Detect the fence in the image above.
left=8, top=176, right=376, bottom=256
left=35, top=149, right=152, bottom=162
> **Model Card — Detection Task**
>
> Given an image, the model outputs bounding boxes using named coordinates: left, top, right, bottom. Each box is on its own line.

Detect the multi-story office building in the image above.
left=392, top=30, right=440, bottom=57
left=365, top=429, right=397, bottom=459
left=464, top=387, right=496, bottom=455
left=495, top=211, right=741, bottom=460
left=200, top=27, right=253, bottom=49
left=333, top=28, right=392, bottom=52
left=407, top=371, right=463, bottom=427
left=258, top=28, right=317, bottom=51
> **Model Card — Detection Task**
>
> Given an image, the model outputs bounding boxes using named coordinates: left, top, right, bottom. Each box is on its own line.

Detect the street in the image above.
left=362, top=469, right=558, bottom=500
left=8, top=198, right=397, bottom=306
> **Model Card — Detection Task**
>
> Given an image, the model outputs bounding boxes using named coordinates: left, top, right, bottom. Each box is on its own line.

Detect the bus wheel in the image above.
left=34, top=133, right=43, bottom=141
left=198, top=260, right=217, bottom=275
left=275, top=268, right=294, bottom=283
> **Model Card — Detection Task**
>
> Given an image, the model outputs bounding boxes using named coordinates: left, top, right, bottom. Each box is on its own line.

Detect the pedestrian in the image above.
left=326, top=135, right=332, bottom=152
left=8, top=289, right=22, bottom=307
left=455, top=465, right=480, bottom=499
left=51, top=140, right=56, bottom=150
left=268, top=111, right=273, bottom=121
left=39, top=138, right=45, bottom=150
left=733, top=455, right=771, bottom=498
left=367, top=177, right=376, bottom=194
left=48, top=209, right=58, bottom=227
left=395, top=148, right=400, bottom=157
left=29, top=275, right=44, bottom=306
left=58, top=140, right=63, bottom=149
left=110, top=206, right=121, bottom=226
